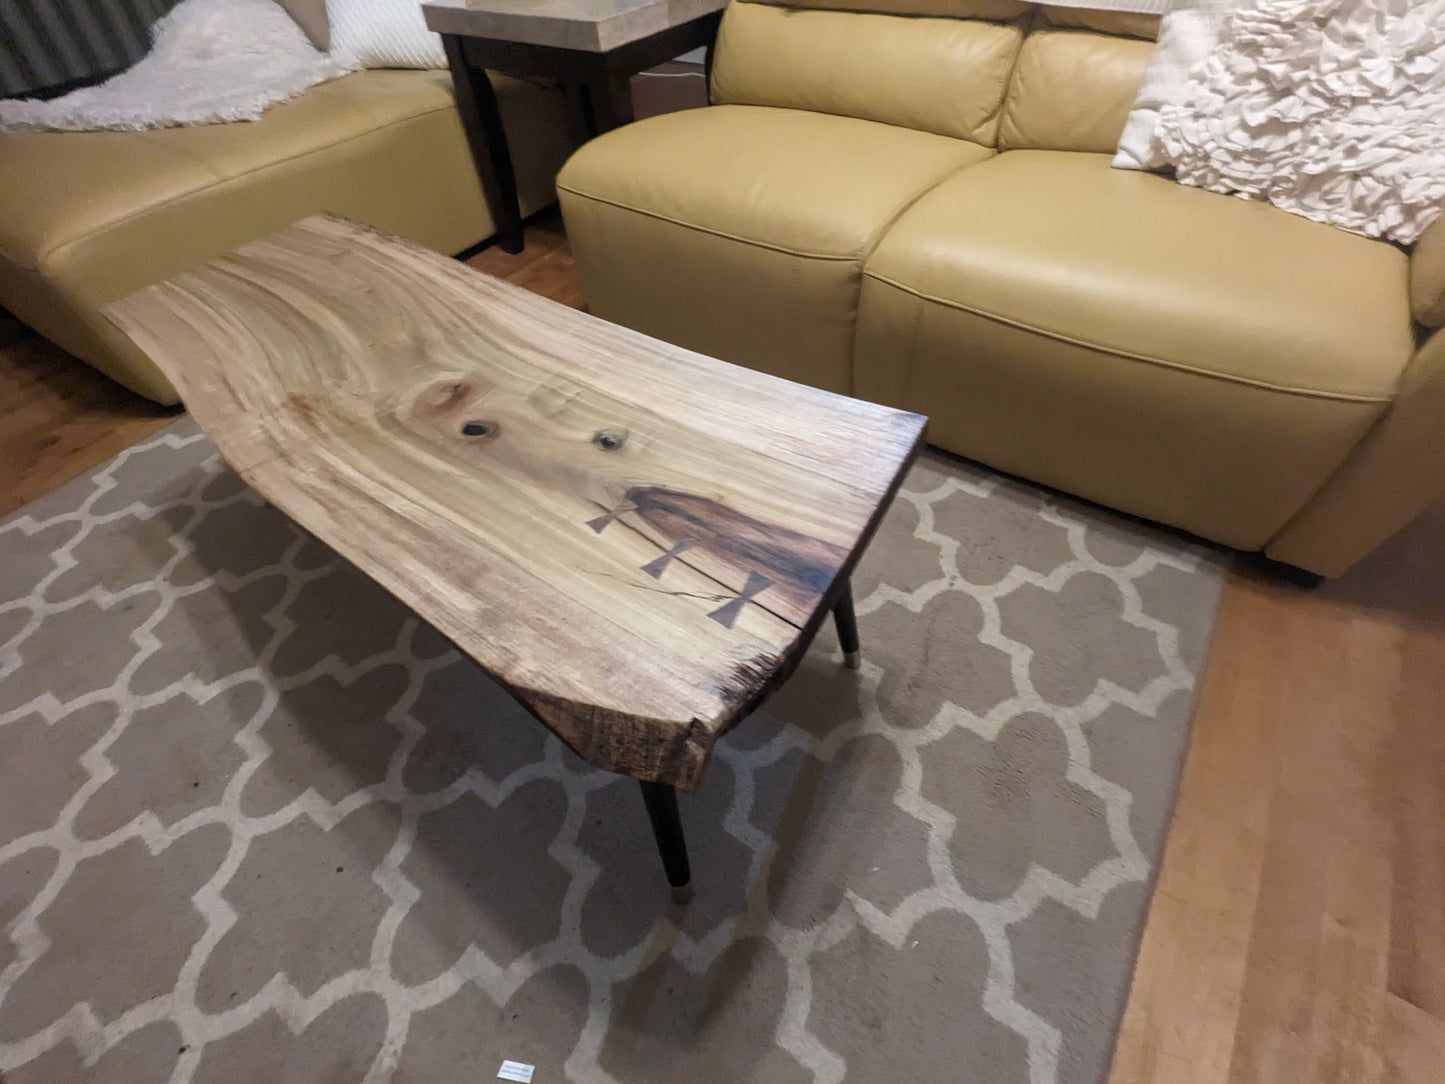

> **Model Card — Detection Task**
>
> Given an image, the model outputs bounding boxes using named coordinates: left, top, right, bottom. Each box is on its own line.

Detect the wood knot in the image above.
left=426, top=381, right=475, bottom=414
left=461, top=419, right=499, bottom=441
left=593, top=427, right=628, bottom=452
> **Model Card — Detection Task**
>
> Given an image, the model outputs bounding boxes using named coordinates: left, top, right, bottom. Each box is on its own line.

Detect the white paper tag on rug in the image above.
left=498, top=1061, right=535, bottom=1083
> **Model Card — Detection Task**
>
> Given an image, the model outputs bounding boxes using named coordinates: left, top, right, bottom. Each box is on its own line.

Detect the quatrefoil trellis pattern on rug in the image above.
left=0, top=419, right=1223, bottom=1083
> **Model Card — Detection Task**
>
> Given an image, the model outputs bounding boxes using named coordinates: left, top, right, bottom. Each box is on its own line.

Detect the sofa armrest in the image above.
left=1412, top=214, right=1445, bottom=328
left=1264, top=324, right=1445, bottom=575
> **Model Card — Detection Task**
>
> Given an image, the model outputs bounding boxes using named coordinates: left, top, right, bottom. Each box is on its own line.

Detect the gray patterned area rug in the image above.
left=0, top=417, right=1224, bottom=1084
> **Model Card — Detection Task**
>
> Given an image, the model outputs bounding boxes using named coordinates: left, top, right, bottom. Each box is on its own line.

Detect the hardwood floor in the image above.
left=1112, top=504, right=1445, bottom=1084
left=467, top=211, right=585, bottom=309
left=0, top=309, right=175, bottom=518
left=3, top=63, right=1441, bottom=1081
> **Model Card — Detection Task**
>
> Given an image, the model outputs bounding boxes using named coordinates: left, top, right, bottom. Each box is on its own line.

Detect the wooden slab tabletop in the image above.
left=104, top=215, right=925, bottom=790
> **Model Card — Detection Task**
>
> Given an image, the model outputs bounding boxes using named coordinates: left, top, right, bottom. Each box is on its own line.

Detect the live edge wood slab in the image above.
left=103, top=215, right=925, bottom=794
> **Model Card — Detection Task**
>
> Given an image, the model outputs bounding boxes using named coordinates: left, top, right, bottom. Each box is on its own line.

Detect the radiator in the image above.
left=1, top=0, right=180, bottom=99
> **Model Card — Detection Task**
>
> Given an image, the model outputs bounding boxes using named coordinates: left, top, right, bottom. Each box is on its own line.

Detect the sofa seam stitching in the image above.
left=851, top=149, right=994, bottom=263
left=992, top=10, right=1035, bottom=152
left=877, top=285, right=927, bottom=406
left=555, top=185, right=861, bottom=263
left=843, top=152, right=993, bottom=386
left=862, top=270, right=1394, bottom=405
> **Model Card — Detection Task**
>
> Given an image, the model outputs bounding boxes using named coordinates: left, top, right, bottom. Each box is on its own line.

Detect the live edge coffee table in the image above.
left=104, top=215, right=925, bottom=899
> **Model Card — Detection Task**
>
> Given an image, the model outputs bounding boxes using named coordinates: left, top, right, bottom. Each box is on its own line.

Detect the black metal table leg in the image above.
left=832, top=580, right=861, bottom=670
left=639, top=780, right=692, bottom=903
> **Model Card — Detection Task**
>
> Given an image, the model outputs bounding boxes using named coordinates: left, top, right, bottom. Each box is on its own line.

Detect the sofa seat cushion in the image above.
left=0, top=69, right=572, bottom=403
left=855, top=149, right=1416, bottom=548
left=557, top=104, right=990, bottom=393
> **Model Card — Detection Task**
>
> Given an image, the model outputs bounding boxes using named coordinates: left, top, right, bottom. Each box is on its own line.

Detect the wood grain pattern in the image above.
left=102, top=214, right=925, bottom=789
left=1111, top=498, right=1445, bottom=1084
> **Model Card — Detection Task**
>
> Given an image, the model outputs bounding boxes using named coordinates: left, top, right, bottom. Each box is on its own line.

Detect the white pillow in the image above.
left=1154, top=0, right=1445, bottom=245
left=1112, top=0, right=1234, bottom=171
left=326, top=0, right=446, bottom=69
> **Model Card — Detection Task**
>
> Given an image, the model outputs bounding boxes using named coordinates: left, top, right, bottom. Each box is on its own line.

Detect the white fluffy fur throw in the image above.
left=1154, top=0, right=1445, bottom=245
left=0, top=0, right=356, bottom=132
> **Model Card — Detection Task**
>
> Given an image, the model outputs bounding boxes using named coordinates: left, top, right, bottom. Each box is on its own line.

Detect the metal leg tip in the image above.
left=843, top=650, right=861, bottom=670
left=669, top=883, right=694, bottom=906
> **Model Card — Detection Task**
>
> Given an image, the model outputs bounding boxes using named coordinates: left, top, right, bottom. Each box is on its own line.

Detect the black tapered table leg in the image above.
left=832, top=580, right=861, bottom=670
left=639, top=780, right=692, bottom=902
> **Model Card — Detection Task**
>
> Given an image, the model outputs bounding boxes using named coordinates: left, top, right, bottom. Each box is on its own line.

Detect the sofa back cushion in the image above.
left=998, top=17, right=1156, bottom=152
left=711, top=1, right=1026, bottom=145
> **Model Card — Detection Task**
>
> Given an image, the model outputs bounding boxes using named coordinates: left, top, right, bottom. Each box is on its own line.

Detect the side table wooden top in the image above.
left=103, top=215, right=924, bottom=790
left=421, top=0, right=728, bottom=52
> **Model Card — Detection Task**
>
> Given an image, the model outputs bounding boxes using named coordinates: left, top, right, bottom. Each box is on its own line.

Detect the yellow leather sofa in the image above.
left=0, top=68, right=574, bottom=405
left=557, top=0, right=1445, bottom=577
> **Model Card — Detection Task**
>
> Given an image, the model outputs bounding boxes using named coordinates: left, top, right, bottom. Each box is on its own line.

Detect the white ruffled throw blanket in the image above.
left=0, top=0, right=355, bottom=132
left=1152, top=0, right=1445, bottom=245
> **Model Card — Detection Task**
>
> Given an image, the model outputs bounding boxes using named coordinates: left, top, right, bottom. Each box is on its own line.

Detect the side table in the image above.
left=422, top=0, right=728, bottom=255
